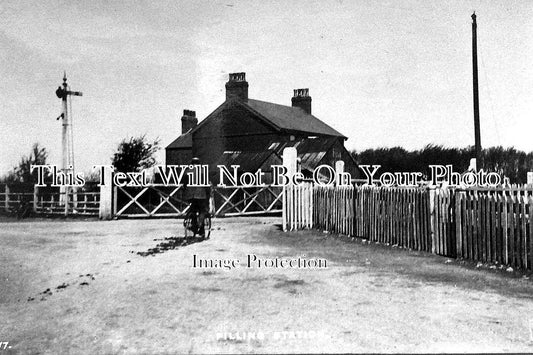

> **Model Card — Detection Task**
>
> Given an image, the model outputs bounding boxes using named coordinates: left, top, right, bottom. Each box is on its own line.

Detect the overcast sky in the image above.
left=1, top=0, right=532, bottom=175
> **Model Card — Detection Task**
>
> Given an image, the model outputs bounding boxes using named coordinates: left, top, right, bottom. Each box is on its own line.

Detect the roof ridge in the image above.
left=247, top=98, right=313, bottom=116
left=244, top=98, right=346, bottom=138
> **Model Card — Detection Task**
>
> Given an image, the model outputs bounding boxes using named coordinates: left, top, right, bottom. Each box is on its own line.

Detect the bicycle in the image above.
left=183, top=210, right=212, bottom=240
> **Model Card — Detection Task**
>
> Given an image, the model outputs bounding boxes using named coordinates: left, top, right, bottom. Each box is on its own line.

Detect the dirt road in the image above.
left=1, top=217, right=533, bottom=353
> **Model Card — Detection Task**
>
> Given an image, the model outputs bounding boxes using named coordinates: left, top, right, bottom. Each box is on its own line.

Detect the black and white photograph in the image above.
left=1, top=0, right=533, bottom=353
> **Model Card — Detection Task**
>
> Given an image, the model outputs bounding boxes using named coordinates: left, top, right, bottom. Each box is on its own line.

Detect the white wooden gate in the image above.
left=281, top=148, right=348, bottom=231
left=281, top=147, right=314, bottom=231
left=283, top=182, right=314, bottom=231
left=113, top=184, right=283, bottom=218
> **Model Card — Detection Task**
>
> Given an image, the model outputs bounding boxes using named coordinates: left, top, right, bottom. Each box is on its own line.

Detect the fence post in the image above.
left=99, top=167, right=114, bottom=220
left=308, top=183, right=312, bottom=228
left=335, top=160, right=344, bottom=185
left=209, top=192, right=215, bottom=216
left=455, top=190, right=463, bottom=258
left=429, top=186, right=436, bottom=254
left=33, top=185, right=38, bottom=213
left=72, top=187, right=78, bottom=210
left=64, top=187, right=69, bottom=216
left=4, top=185, right=9, bottom=212
left=282, top=147, right=297, bottom=231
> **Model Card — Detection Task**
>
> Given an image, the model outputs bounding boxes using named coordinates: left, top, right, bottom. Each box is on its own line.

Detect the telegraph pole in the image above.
left=472, top=12, right=481, bottom=168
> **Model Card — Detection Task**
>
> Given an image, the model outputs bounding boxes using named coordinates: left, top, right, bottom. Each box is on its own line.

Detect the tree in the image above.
left=112, top=135, right=161, bottom=173
left=351, top=145, right=533, bottom=184
left=4, top=143, right=49, bottom=184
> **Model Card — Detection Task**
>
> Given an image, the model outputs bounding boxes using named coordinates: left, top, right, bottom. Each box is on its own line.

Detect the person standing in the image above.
left=183, top=157, right=210, bottom=238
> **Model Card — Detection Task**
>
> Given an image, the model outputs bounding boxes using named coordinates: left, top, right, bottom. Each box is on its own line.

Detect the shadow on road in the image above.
left=136, top=236, right=208, bottom=257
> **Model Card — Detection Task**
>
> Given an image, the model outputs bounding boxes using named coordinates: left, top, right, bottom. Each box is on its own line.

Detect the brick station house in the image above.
left=165, top=72, right=361, bottom=184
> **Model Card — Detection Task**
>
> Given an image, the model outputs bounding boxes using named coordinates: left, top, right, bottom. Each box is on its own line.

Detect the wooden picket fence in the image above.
left=433, top=187, right=455, bottom=256
left=313, top=185, right=354, bottom=236
left=456, top=188, right=533, bottom=270
left=314, top=186, right=432, bottom=252
left=309, top=184, right=533, bottom=271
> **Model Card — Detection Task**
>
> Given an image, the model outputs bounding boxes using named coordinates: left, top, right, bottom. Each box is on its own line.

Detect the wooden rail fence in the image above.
left=1, top=184, right=100, bottom=217
left=2, top=182, right=284, bottom=219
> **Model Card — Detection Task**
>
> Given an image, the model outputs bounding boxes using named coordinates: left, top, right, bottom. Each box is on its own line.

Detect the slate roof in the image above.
left=213, top=151, right=276, bottom=173
left=244, top=99, right=346, bottom=138
left=167, top=130, right=192, bottom=149
left=210, top=136, right=338, bottom=174
left=270, top=137, right=338, bottom=171
left=166, top=97, right=346, bottom=150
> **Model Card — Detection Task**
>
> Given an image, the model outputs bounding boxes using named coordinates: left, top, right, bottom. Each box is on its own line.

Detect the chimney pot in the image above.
left=183, top=109, right=196, bottom=117
left=291, top=88, right=312, bottom=114
left=226, top=72, right=248, bottom=101
left=181, top=109, right=198, bottom=134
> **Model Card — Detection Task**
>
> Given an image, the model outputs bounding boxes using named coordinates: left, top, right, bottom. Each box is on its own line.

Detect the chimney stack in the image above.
left=181, top=109, right=197, bottom=134
left=291, top=88, right=311, bottom=114
left=225, top=72, right=248, bottom=101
